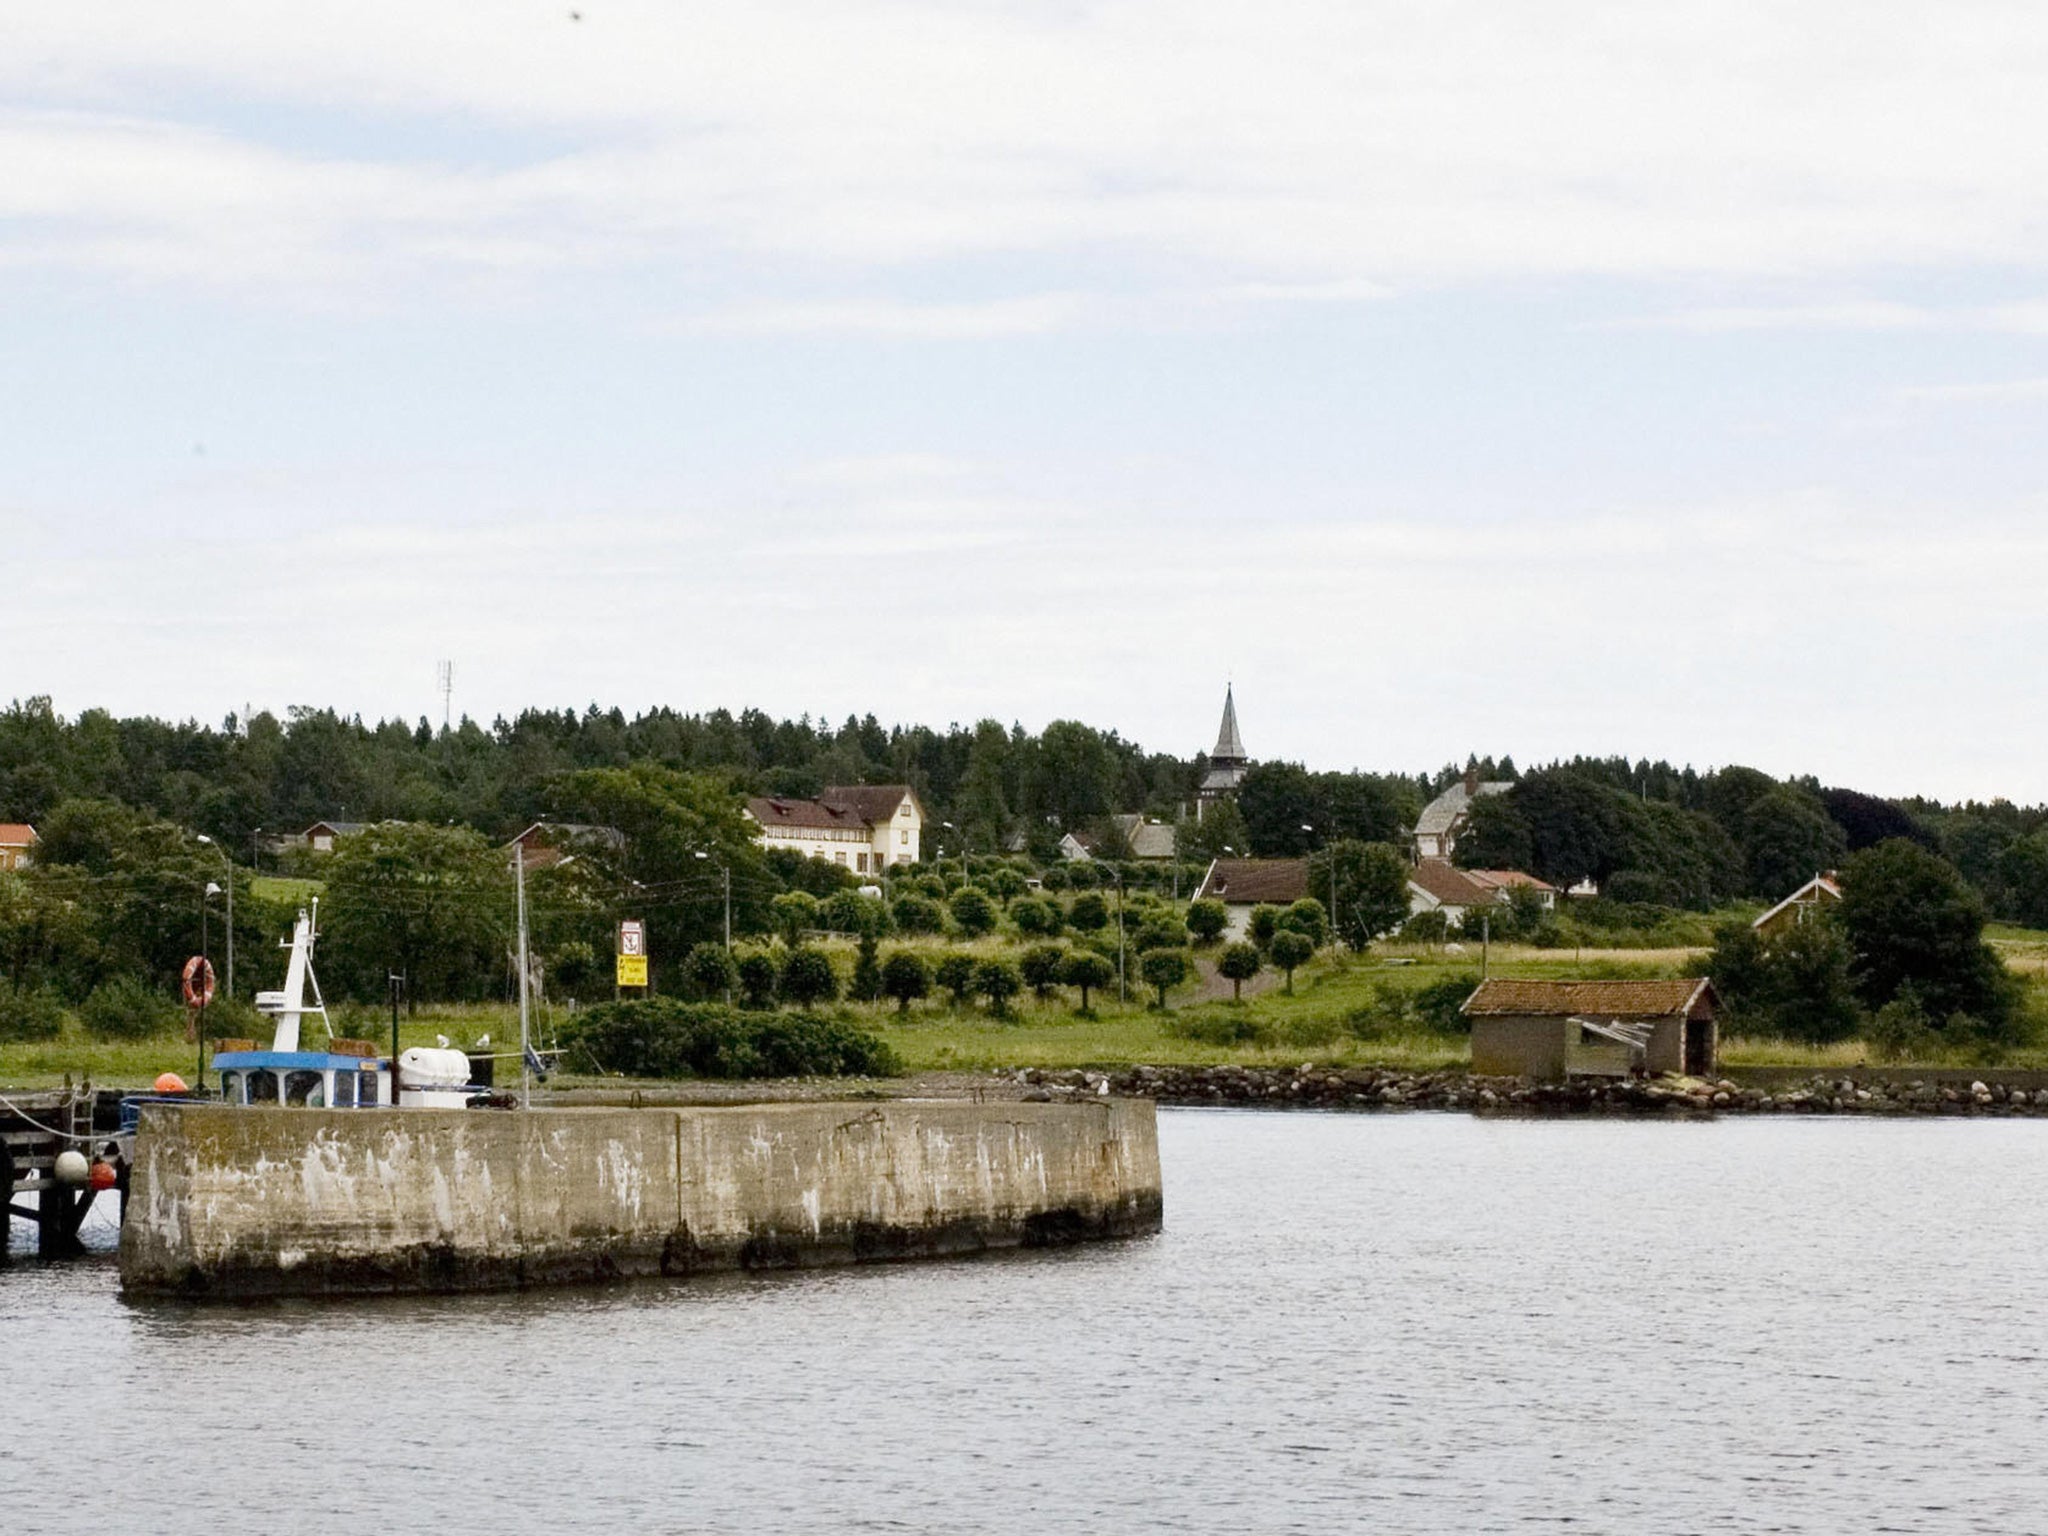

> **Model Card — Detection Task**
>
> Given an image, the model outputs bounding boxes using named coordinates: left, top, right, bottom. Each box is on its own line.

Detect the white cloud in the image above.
left=675, top=293, right=1089, bottom=339
left=1899, top=378, right=2048, bottom=404
left=12, top=3, right=2048, bottom=301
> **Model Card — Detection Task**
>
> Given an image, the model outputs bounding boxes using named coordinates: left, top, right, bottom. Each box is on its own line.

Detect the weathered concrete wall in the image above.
left=119, top=1099, right=1161, bottom=1299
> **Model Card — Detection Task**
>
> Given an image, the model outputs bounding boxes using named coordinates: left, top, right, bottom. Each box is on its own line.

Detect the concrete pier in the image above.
left=118, top=1099, right=1162, bottom=1299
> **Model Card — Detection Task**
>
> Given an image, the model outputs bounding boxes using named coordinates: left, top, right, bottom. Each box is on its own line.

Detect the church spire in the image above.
left=1211, top=685, right=1246, bottom=764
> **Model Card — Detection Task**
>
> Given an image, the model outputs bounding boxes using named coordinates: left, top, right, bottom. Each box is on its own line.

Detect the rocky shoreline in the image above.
left=1015, top=1065, right=2048, bottom=1116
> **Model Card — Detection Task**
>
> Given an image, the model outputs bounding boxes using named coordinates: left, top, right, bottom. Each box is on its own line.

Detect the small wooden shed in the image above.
left=1462, top=977, right=1719, bottom=1081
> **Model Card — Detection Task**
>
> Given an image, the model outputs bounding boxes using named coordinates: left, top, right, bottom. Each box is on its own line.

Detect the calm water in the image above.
left=5, top=1110, right=2046, bottom=1534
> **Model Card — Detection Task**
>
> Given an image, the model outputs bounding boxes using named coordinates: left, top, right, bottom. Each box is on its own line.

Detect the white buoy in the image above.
left=54, top=1149, right=90, bottom=1185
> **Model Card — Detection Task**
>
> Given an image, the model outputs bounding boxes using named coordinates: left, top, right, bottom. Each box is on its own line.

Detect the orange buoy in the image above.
left=88, top=1160, right=119, bottom=1191
left=154, top=1071, right=189, bottom=1095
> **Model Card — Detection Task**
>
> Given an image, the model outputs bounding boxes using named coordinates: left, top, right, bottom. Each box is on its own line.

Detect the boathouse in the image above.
left=1462, top=977, right=1719, bottom=1080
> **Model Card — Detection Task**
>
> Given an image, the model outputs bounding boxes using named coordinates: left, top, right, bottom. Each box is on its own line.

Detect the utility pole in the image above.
left=515, top=843, right=531, bottom=1109
left=1113, top=869, right=1126, bottom=1004
left=1481, top=911, right=1491, bottom=978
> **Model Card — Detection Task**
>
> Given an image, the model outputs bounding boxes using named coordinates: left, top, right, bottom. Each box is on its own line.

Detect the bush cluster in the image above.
left=562, top=998, right=900, bottom=1080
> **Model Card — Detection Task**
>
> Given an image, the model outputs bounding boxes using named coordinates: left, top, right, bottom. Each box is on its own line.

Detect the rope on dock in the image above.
left=0, top=1091, right=102, bottom=1143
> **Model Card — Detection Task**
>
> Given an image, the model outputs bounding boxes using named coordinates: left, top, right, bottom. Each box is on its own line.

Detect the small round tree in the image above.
left=1068, top=891, right=1109, bottom=931
left=770, top=891, right=820, bottom=946
left=1141, top=947, right=1192, bottom=1009
left=1019, top=943, right=1068, bottom=1000
left=779, top=945, right=840, bottom=1009
left=948, top=886, right=998, bottom=938
left=1277, top=898, right=1330, bottom=948
left=974, top=957, right=1024, bottom=1018
left=985, top=867, right=1027, bottom=900
left=850, top=934, right=884, bottom=1002
left=1059, top=948, right=1116, bottom=1012
left=1270, top=929, right=1315, bottom=993
left=735, top=949, right=779, bottom=1009
left=1135, top=911, right=1188, bottom=954
left=934, top=950, right=979, bottom=1007
left=1185, top=898, right=1230, bottom=947
left=890, top=893, right=944, bottom=934
left=880, top=949, right=931, bottom=1014
left=1217, top=941, right=1262, bottom=1001
left=822, top=888, right=889, bottom=939
left=1247, top=904, right=1283, bottom=950
left=1009, top=896, right=1063, bottom=938
left=683, top=941, right=738, bottom=1002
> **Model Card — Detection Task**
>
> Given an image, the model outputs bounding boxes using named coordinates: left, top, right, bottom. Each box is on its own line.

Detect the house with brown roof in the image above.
left=301, top=820, right=371, bottom=852
left=1751, top=873, right=1842, bottom=939
left=1193, top=856, right=1309, bottom=938
left=744, top=785, right=923, bottom=875
left=0, top=823, right=38, bottom=871
left=1407, top=860, right=1557, bottom=929
left=505, top=821, right=625, bottom=871
left=1462, top=977, right=1719, bottom=1080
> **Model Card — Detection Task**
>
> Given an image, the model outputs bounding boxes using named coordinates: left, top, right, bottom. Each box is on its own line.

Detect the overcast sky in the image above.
left=5, top=2, right=2047, bottom=801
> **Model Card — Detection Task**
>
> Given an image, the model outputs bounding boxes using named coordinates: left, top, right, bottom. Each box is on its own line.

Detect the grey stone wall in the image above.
left=120, top=1099, right=1161, bottom=1299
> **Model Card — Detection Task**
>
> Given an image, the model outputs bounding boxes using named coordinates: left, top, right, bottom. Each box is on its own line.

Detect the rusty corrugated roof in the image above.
left=1462, top=977, right=1715, bottom=1018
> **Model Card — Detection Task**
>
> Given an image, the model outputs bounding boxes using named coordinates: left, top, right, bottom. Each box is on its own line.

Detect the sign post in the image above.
left=617, top=920, right=648, bottom=991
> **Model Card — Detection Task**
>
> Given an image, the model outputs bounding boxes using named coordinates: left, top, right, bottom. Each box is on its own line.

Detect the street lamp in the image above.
left=199, top=881, right=222, bottom=1091
left=1303, top=822, right=1337, bottom=946
left=1104, top=864, right=1127, bottom=1005
left=941, top=820, right=968, bottom=885
left=692, top=856, right=733, bottom=1011
left=196, top=834, right=233, bottom=998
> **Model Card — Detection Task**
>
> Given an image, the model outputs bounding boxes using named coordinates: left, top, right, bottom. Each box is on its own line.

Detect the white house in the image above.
left=1751, top=873, right=1842, bottom=939
left=745, top=785, right=923, bottom=875
left=1192, top=856, right=1310, bottom=939
left=1412, top=767, right=1513, bottom=861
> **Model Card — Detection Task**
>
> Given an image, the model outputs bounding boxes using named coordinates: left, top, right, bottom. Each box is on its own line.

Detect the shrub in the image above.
left=80, top=976, right=181, bottom=1039
left=1167, top=1008, right=1269, bottom=1046
left=1068, top=892, right=1109, bottom=931
left=1009, top=896, right=1063, bottom=938
left=0, top=987, right=64, bottom=1042
left=985, top=868, right=1027, bottom=901
left=1247, top=904, right=1282, bottom=949
left=735, top=949, right=779, bottom=1009
left=1185, top=898, right=1229, bottom=946
left=890, top=894, right=944, bottom=935
left=1270, top=929, right=1315, bottom=992
left=821, top=888, right=890, bottom=939
left=1867, top=988, right=1935, bottom=1062
left=681, top=942, right=738, bottom=1002
left=1217, top=941, right=1262, bottom=1000
left=1141, top=947, right=1192, bottom=1008
left=974, top=957, right=1024, bottom=1017
left=770, top=891, right=819, bottom=945
left=1059, top=949, right=1116, bottom=1010
left=1400, top=910, right=1450, bottom=945
left=563, top=998, right=898, bottom=1079
left=949, top=887, right=998, bottom=938
left=1410, top=973, right=1481, bottom=1034
left=1038, top=865, right=1070, bottom=892
left=880, top=949, right=931, bottom=1013
left=850, top=935, right=883, bottom=1003
left=547, top=940, right=603, bottom=998
left=1019, top=943, right=1067, bottom=999
left=935, top=951, right=979, bottom=1005
left=914, top=874, right=949, bottom=900
left=779, top=946, right=840, bottom=1009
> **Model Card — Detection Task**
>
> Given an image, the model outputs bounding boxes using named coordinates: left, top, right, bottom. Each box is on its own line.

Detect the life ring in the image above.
left=181, top=955, right=217, bottom=1009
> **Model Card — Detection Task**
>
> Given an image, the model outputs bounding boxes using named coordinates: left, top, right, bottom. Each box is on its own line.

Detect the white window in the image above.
left=900, top=829, right=909, bottom=844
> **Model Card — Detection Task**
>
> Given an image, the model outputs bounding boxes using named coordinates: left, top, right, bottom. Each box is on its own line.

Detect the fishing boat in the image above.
left=121, top=903, right=483, bottom=1133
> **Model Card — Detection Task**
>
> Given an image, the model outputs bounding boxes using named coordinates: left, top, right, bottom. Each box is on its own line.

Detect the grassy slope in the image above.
left=13, top=929, right=2048, bottom=1090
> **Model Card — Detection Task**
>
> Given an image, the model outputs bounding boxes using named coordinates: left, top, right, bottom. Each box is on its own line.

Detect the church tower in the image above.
left=1196, top=685, right=1251, bottom=819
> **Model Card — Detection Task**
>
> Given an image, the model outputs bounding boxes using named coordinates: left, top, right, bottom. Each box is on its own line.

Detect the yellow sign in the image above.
left=616, top=954, right=648, bottom=988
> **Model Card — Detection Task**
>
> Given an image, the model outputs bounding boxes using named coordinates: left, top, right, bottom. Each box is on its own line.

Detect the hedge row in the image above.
left=561, top=998, right=900, bottom=1080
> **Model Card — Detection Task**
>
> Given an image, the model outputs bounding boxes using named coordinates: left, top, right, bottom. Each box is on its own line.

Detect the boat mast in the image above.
left=515, top=842, right=531, bottom=1109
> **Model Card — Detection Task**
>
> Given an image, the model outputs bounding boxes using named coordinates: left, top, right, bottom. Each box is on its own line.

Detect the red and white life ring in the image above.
left=180, top=955, right=217, bottom=1009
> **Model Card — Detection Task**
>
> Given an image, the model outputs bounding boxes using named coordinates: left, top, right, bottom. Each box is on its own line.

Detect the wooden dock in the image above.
left=2, top=1085, right=129, bottom=1258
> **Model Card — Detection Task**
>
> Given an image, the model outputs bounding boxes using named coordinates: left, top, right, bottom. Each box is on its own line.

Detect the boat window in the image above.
left=218, top=1071, right=243, bottom=1105
left=332, top=1071, right=356, bottom=1108
left=247, top=1069, right=279, bottom=1104
left=359, top=1071, right=380, bottom=1106
left=284, top=1070, right=324, bottom=1107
